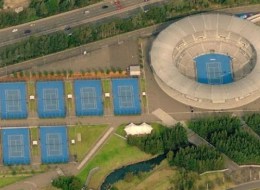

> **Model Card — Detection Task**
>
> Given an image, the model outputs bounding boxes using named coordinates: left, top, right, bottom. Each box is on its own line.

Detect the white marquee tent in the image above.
left=124, top=123, right=153, bottom=136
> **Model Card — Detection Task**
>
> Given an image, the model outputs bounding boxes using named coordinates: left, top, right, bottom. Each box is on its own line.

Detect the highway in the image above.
left=0, top=0, right=166, bottom=47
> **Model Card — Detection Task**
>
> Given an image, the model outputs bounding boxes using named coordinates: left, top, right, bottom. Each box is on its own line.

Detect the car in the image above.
left=84, top=10, right=90, bottom=14
left=12, top=29, right=18, bottom=33
left=64, top=26, right=71, bottom=31
left=24, top=29, right=31, bottom=35
left=64, top=26, right=72, bottom=36
left=102, top=5, right=108, bottom=9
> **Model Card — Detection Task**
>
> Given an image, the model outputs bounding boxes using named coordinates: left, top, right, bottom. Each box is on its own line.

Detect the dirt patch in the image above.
left=3, top=0, right=30, bottom=9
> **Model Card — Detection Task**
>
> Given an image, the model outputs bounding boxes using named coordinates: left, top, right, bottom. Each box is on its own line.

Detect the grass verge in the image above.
left=64, top=80, right=74, bottom=114
left=77, top=134, right=152, bottom=189
left=27, top=81, right=36, bottom=112
left=0, top=176, right=29, bottom=188
left=102, top=79, right=111, bottom=109
left=30, top=127, right=40, bottom=157
left=114, top=160, right=235, bottom=190
left=68, top=125, right=107, bottom=162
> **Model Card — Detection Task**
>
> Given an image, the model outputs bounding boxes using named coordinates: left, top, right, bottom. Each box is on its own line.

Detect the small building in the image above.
left=124, top=122, right=153, bottom=136
left=129, top=65, right=141, bottom=76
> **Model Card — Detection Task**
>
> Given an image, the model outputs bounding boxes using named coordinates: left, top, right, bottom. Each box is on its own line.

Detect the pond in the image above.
left=100, top=154, right=166, bottom=190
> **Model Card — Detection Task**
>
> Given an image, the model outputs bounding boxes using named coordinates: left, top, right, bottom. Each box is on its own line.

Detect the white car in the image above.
left=12, top=29, right=18, bottom=33
left=84, top=10, right=90, bottom=14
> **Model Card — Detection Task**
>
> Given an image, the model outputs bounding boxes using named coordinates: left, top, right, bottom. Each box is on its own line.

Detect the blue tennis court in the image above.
left=40, top=126, right=69, bottom=163
left=0, top=82, right=28, bottom=119
left=112, top=78, right=141, bottom=115
left=74, top=80, right=103, bottom=116
left=1, top=128, right=30, bottom=165
left=36, top=81, right=66, bottom=118
left=194, top=53, right=233, bottom=85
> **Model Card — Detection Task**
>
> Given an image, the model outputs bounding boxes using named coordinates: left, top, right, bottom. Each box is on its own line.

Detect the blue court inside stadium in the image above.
left=74, top=80, right=103, bottom=116
left=40, top=126, right=69, bottom=163
left=112, top=78, right=141, bottom=115
left=0, top=82, right=28, bottom=119
left=36, top=81, right=66, bottom=118
left=194, top=53, right=233, bottom=85
left=1, top=128, right=30, bottom=165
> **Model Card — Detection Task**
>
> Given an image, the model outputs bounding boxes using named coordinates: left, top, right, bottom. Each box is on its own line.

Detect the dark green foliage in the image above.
left=0, top=0, right=3, bottom=9
left=127, top=123, right=188, bottom=155
left=171, top=146, right=225, bottom=173
left=189, top=115, right=260, bottom=164
left=243, top=113, right=260, bottom=135
left=52, top=176, right=83, bottom=190
left=172, top=169, right=198, bottom=190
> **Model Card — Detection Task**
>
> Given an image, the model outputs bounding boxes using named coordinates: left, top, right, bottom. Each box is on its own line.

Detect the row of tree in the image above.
left=127, top=123, right=188, bottom=155
left=0, top=0, right=101, bottom=28
left=243, top=113, right=260, bottom=136
left=51, top=176, right=83, bottom=190
left=168, top=146, right=225, bottom=173
left=0, top=0, right=258, bottom=29
left=189, top=115, right=260, bottom=164
left=127, top=123, right=225, bottom=174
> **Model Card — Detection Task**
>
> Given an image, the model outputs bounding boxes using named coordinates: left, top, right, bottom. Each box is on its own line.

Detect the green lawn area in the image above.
left=140, top=78, right=146, bottom=92
left=102, top=79, right=111, bottom=109
left=77, top=134, right=152, bottom=189
left=30, top=127, right=40, bottom=156
left=68, top=125, right=108, bottom=161
left=0, top=176, right=30, bottom=188
left=64, top=80, right=74, bottom=114
left=114, top=160, right=235, bottom=190
left=102, top=79, right=111, bottom=92
left=114, top=160, right=173, bottom=190
left=27, top=81, right=36, bottom=112
left=115, top=124, right=127, bottom=137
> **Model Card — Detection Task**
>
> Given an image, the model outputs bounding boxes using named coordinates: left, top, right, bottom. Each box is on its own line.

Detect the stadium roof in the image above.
left=150, top=13, right=260, bottom=109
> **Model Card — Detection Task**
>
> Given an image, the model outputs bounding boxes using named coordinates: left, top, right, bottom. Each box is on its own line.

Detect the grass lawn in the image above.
left=140, top=78, right=146, bottom=92
left=27, top=81, right=36, bottom=112
left=64, top=80, right=74, bottom=114
left=77, top=134, right=152, bottom=189
left=115, top=124, right=127, bottom=137
left=102, top=79, right=111, bottom=92
left=114, top=160, right=235, bottom=190
left=102, top=79, right=111, bottom=109
left=30, top=127, right=40, bottom=156
left=114, top=160, right=173, bottom=190
left=0, top=176, right=29, bottom=188
left=197, top=172, right=234, bottom=190
left=68, top=125, right=108, bottom=161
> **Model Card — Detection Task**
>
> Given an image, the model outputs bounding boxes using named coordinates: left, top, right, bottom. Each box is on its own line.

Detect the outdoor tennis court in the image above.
left=74, top=80, right=103, bottom=116
left=1, top=128, right=30, bottom=165
left=112, top=78, right=141, bottom=115
left=40, top=126, right=69, bottom=163
left=0, top=82, right=28, bottom=119
left=36, top=81, right=66, bottom=118
left=194, top=53, right=233, bottom=85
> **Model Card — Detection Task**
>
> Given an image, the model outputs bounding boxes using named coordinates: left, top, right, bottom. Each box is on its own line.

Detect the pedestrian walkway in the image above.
left=152, top=108, right=177, bottom=126
left=77, top=127, right=114, bottom=170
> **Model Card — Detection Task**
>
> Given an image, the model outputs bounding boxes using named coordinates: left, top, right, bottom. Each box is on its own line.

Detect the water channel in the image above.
left=100, top=154, right=166, bottom=190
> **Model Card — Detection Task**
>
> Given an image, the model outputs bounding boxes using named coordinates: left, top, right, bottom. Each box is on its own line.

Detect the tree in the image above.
left=52, top=176, right=83, bottom=190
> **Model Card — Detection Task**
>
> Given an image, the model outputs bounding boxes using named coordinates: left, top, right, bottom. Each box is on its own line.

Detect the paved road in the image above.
left=0, top=0, right=167, bottom=48
left=228, top=180, right=260, bottom=190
